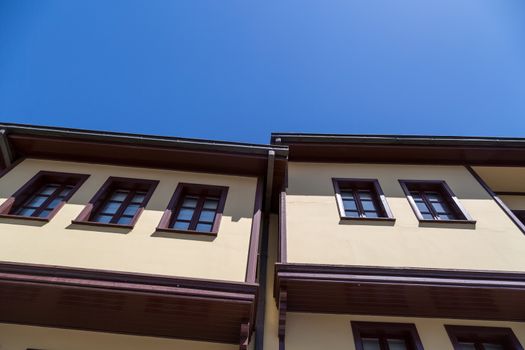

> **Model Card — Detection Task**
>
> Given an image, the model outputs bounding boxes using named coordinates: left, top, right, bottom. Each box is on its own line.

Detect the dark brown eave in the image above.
left=271, top=133, right=525, bottom=166
left=275, top=263, right=525, bottom=321
left=0, top=122, right=287, bottom=177
left=0, top=261, right=257, bottom=344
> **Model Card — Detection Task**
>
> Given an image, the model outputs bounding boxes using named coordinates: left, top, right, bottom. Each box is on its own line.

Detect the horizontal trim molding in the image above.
left=275, top=263, right=525, bottom=321
left=0, top=261, right=257, bottom=343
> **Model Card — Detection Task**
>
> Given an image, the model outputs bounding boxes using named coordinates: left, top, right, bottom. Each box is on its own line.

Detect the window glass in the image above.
left=362, top=338, right=381, bottom=350
left=387, top=339, right=408, bottom=350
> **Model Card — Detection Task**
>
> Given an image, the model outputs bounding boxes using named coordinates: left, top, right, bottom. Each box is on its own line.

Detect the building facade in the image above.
left=1, top=124, right=525, bottom=350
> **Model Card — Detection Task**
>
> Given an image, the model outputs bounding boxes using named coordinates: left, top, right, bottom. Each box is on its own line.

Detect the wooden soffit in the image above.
left=0, top=261, right=257, bottom=344
left=275, top=263, right=525, bottom=321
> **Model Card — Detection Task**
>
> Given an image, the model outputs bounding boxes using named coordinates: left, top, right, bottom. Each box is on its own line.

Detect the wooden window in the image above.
left=0, top=171, right=89, bottom=221
left=157, top=183, right=228, bottom=235
left=73, top=177, right=158, bottom=228
left=445, top=325, right=523, bottom=350
left=399, top=180, right=474, bottom=223
left=351, top=322, right=425, bottom=350
left=332, top=178, right=394, bottom=221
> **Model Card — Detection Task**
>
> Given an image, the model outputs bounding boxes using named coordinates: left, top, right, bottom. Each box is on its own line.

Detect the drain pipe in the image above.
left=254, top=149, right=275, bottom=350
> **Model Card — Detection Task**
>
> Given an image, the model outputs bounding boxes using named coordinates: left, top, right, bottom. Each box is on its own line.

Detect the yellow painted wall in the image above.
left=0, top=323, right=237, bottom=350
left=286, top=162, right=525, bottom=271
left=280, top=313, right=525, bottom=350
left=0, top=158, right=257, bottom=282
left=473, top=166, right=525, bottom=192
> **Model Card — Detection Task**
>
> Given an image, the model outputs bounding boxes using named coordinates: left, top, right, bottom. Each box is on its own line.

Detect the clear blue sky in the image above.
left=1, top=1, right=525, bottom=143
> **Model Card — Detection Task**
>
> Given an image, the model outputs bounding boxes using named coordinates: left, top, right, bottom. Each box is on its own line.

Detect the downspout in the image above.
left=254, top=149, right=275, bottom=350
left=0, top=129, right=14, bottom=170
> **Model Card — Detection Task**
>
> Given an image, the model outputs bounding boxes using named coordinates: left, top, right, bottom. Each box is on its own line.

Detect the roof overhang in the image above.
left=272, top=133, right=525, bottom=166
left=275, top=263, right=525, bottom=321
left=0, top=261, right=257, bottom=344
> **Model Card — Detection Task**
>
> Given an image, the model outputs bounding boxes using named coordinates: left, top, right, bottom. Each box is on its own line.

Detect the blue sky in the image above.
left=1, top=1, right=525, bottom=143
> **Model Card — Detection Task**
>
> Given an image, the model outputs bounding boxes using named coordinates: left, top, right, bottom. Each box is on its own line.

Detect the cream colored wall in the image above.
left=500, top=195, right=525, bottom=211
left=473, top=166, right=525, bottom=192
left=286, top=162, right=525, bottom=271
left=0, top=158, right=257, bottom=282
left=281, top=313, right=525, bottom=350
left=0, top=323, right=237, bottom=350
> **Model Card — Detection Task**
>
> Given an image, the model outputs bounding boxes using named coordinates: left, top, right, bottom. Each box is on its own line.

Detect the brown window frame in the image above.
left=0, top=170, right=89, bottom=222
left=351, top=321, right=425, bottom=350
left=399, top=180, right=475, bottom=224
left=332, top=178, right=395, bottom=221
left=445, top=325, right=523, bottom=350
left=72, top=176, right=158, bottom=229
left=156, top=183, right=228, bottom=236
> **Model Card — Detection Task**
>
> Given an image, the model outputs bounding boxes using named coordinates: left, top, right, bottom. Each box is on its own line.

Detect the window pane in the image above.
left=177, top=208, right=194, bottom=221
left=362, top=338, right=381, bottom=350
left=196, top=223, right=213, bottom=232
left=17, top=208, right=35, bottom=216
left=437, top=213, right=456, bottom=220
left=199, top=209, right=216, bottom=223
left=59, top=186, right=72, bottom=197
left=40, top=185, right=59, bottom=195
left=340, top=190, right=353, bottom=199
left=173, top=221, right=190, bottom=230
left=38, top=209, right=52, bottom=218
left=131, top=193, right=146, bottom=204
left=101, top=201, right=120, bottom=215
left=47, top=198, right=62, bottom=210
left=358, top=190, right=372, bottom=200
left=421, top=212, right=434, bottom=220
left=117, top=216, right=132, bottom=225
left=182, top=197, right=198, bottom=208
left=426, top=192, right=442, bottom=202
left=94, top=214, right=112, bottom=223
left=342, top=199, right=357, bottom=211
left=203, top=199, right=219, bottom=210
left=482, top=344, right=505, bottom=350
left=457, top=343, right=477, bottom=350
left=123, top=204, right=140, bottom=216
left=415, top=201, right=431, bottom=214
left=431, top=201, right=450, bottom=214
left=387, top=339, right=408, bottom=350
left=28, top=196, right=48, bottom=207
left=361, top=199, right=377, bottom=211
left=110, top=191, right=128, bottom=202
left=364, top=211, right=380, bottom=218
left=345, top=210, right=359, bottom=218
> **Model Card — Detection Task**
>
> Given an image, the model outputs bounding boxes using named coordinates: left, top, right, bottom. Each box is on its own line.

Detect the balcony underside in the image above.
left=0, top=262, right=257, bottom=344
left=276, top=263, right=525, bottom=321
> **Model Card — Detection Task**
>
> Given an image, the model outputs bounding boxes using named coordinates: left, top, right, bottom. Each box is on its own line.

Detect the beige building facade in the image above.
left=1, top=125, right=525, bottom=350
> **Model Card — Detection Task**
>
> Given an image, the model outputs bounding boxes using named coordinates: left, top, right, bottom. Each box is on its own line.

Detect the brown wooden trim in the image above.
left=496, top=192, right=525, bottom=196
left=0, top=156, right=24, bottom=179
left=0, top=170, right=89, bottom=222
left=156, top=182, right=228, bottom=235
left=351, top=321, right=425, bottom=350
left=0, top=260, right=258, bottom=344
left=275, top=262, right=525, bottom=321
left=246, top=177, right=264, bottom=283
left=240, top=322, right=250, bottom=350
left=278, top=288, right=287, bottom=350
left=466, top=166, right=525, bottom=235
left=73, top=176, right=158, bottom=229
left=278, top=189, right=287, bottom=263
left=332, top=178, right=395, bottom=221
left=445, top=325, right=524, bottom=350
left=399, top=179, right=475, bottom=224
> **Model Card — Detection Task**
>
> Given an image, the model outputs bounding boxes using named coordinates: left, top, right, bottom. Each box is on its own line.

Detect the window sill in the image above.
left=0, top=213, right=50, bottom=222
left=339, top=216, right=396, bottom=222
left=418, top=219, right=476, bottom=225
left=155, top=227, right=218, bottom=237
left=71, top=220, right=135, bottom=230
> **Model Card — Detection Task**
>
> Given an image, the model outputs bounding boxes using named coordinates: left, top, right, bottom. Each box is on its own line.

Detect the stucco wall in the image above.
left=286, top=162, right=525, bottom=271
left=0, top=323, right=237, bottom=350
left=0, top=158, right=257, bottom=282
left=282, top=313, right=525, bottom=350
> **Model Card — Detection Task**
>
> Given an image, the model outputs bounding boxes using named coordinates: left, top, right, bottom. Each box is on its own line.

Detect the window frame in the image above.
left=72, top=176, right=158, bottom=229
left=351, top=321, right=425, bottom=350
left=399, top=180, right=475, bottom=224
left=0, top=170, right=89, bottom=222
left=332, top=178, right=395, bottom=221
left=156, top=183, right=228, bottom=236
left=445, top=325, right=523, bottom=350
